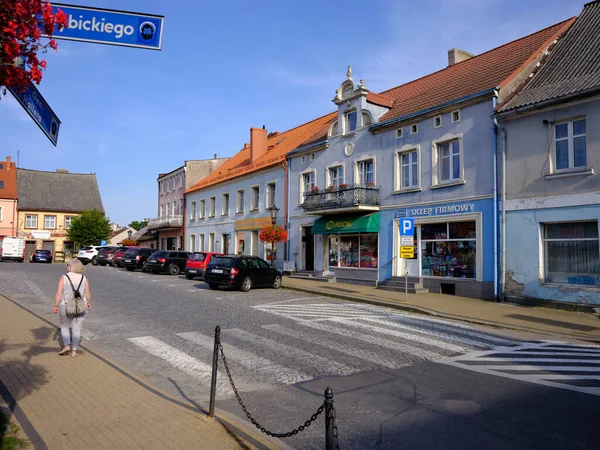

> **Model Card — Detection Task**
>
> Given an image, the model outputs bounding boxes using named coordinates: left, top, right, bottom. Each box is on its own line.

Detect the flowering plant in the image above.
left=259, top=225, right=288, bottom=244
left=310, top=186, right=320, bottom=193
left=365, top=181, right=376, bottom=188
left=326, top=185, right=335, bottom=192
left=339, top=183, right=349, bottom=190
left=122, top=239, right=137, bottom=246
left=0, top=1, right=67, bottom=95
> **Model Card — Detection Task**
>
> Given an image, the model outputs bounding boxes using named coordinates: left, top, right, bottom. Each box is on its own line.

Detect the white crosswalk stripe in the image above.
left=437, top=341, right=600, bottom=396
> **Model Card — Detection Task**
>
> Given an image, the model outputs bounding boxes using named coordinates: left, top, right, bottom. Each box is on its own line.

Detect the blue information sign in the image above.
left=100, top=240, right=107, bottom=246
left=8, top=83, right=61, bottom=146
left=400, top=218, right=414, bottom=236
left=46, top=3, right=164, bottom=50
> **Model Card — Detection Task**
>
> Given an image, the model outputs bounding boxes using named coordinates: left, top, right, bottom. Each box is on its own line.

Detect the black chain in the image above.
left=329, top=402, right=341, bottom=450
left=218, top=341, right=325, bottom=438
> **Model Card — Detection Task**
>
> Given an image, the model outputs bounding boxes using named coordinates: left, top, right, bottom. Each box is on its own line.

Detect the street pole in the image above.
left=405, top=264, right=408, bottom=303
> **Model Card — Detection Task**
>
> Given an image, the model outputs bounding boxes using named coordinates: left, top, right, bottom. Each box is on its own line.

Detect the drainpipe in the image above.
left=493, top=110, right=507, bottom=300
left=492, top=96, right=499, bottom=300
left=281, top=159, right=289, bottom=260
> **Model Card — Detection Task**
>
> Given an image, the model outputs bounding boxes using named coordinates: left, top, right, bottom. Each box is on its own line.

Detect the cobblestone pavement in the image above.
left=2, top=262, right=598, bottom=450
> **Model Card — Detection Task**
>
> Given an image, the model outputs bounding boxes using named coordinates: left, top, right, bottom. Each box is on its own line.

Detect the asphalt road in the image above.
left=1, top=261, right=599, bottom=449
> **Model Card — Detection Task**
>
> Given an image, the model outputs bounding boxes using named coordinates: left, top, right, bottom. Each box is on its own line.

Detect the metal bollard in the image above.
left=324, top=386, right=334, bottom=450
left=208, top=325, right=220, bottom=417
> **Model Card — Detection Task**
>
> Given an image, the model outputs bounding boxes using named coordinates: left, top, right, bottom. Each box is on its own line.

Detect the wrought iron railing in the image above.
left=147, top=215, right=183, bottom=230
left=302, top=185, right=380, bottom=211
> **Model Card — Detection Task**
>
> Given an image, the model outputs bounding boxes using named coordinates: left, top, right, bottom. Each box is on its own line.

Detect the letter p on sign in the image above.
left=400, top=218, right=414, bottom=236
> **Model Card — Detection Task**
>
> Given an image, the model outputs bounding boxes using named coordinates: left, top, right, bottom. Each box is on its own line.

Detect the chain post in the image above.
left=208, top=325, right=220, bottom=417
left=324, top=386, right=334, bottom=450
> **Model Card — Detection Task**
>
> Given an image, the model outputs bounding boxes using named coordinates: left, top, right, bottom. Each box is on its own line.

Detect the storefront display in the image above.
left=421, top=221, right=476, bottom=278
left=330, top=233, right=378, bottom=268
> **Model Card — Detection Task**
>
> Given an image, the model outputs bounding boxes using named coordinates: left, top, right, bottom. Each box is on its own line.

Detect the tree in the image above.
left=128, top=219, right=149, bottom=231
left=259, top=225, right=288, bottom=267
left=0, top=1, right=67, bottom=95
left=67, top=209, right=111, bottom=247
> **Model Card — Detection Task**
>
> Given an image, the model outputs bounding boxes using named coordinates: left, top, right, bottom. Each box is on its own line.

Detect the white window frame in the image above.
left=65, top=215, right=75, bottom=229
left=199, top=199, right=206, bottom=219
left=199, top=234, right=205, bottom=252
left=326, top=162, right=345, bottom=188
left=355, top=155, right=376, bottom=187
left=553, top=117, right=587, bottom=172
left=179, top=197, right=184, bottom=217
left=301, top=155, right=306, bottom=163
left=266, top=182, right=276, bottom=209
left=190, top=234, right=196, bottom=252
left=209, top=233, right=215, bottom=252
left=190, top=201, right=196, bottom=220
left=432, top=133, right=464, bottom=187
left=395, top=144, right=421, bottom=192
left=300, top=169, right=317, bottom=200
left=26, top=215, right=37, bottom=228
left=361, top=111, right=373, bottom=127
left=165, top=203, right=170, bottom=217
left=209, top=196, right=216, bottom=218
left=433, top=115, right=442, bottom=128
left=222, top=193, right=230, bottom=216
left=251, top=185, right=260, bottom=211
left=237, top=189, right=245, bottom=214
left=328, top=120, right=339, bottom=137
left=172, top=200, right=177, bottom=216
left=451, top=109, right=461, bottom=123
left=44, top=215, right=57, bottom=229
left=396, top=128, right=403, bottom=138
left=0, top=206, right=3, bottom=221
left=411, top=124, right=418, bottom=134
left=344, top=109, right=358, bottom=134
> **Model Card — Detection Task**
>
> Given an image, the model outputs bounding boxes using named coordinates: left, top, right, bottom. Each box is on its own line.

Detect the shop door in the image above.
left=43, top=240, right=55, bottom=255
left=25, top=241, right=37, bottom=262
left=327, top=236, right=339, bottom=275
left=302, top=226, right=314, bottom=271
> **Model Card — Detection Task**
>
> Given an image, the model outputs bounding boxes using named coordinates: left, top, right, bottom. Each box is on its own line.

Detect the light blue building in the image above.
left=495, top=1, right=600, bottom=306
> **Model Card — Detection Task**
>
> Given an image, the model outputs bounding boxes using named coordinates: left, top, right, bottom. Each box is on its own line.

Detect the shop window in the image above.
left=543, top=221, right=599, bottom=284
left=338, top=234, right=378, bottom=268
left=421, top=221, right=476, bottom=279
left=554, top=119, right=586, bottom=171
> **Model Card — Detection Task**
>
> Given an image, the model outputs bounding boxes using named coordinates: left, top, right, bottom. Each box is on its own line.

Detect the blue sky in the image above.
left=1, top=0, right=583, bottom=226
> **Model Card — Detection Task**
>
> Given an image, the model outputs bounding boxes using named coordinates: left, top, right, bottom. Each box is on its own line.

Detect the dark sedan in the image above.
left=203, top=255, right=282, bottom=292
left=30, top=249, right=53, bottom=263
left=97, top=246, right=119, bottom=266
left=122, top=247, right=155, bottom=272
left=145, top=250, right=191, bottom=275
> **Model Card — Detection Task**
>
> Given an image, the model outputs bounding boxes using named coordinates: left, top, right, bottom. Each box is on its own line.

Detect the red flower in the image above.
left=259, top=225, right=288, bottom=244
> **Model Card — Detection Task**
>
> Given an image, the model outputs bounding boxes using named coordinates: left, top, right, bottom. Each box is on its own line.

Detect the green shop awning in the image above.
left=312, top=213, right=380, bottom=234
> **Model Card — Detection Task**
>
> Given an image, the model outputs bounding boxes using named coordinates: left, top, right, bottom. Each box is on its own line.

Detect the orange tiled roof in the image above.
left=366, top=92, right=394, bottom=108
left=186, top=112, right=336, bottom=193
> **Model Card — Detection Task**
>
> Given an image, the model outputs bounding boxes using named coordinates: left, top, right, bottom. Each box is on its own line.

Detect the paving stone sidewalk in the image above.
left=0, top=294, right=282, bottom=450
left=283, top=276, right=600, bottom=343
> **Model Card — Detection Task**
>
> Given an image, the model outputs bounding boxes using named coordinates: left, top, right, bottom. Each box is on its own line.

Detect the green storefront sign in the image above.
left=312, top=212, right=380, bottom=234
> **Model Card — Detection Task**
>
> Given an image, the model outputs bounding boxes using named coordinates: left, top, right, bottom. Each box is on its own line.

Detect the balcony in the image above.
left=147, top=215, right=183, bottom=230
left=301, top=185, right=381, bottom=214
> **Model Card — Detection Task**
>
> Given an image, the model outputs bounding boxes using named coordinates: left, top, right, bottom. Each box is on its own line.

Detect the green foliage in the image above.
left=67, top=209, right=111, bottom=246
left=128, top=219, right=148, bottom=231
left=0, top=409, right=28, bottom=449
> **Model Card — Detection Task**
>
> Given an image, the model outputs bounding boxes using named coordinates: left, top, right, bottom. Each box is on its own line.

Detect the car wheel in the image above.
left=91, top=256, right=98, bottom=265
left=241, top=276, right=253, bottom=292
left=208, top=283, right=218, bottom=290
left=168, top=264, right=180, bottom=276
left=186, top=274, right=194, bottom=280
left=126, top=267, right=134, bottom=272
left=272, top=275, right=282, bottom=289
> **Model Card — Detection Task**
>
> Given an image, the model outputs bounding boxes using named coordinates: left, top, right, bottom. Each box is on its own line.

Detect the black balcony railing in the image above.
left=302, top=185, right=381, bottom=211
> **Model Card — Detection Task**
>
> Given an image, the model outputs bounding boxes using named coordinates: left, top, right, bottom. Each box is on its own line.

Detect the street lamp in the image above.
left=127, top=229, right=132, bottom=240
left=267, top=205, right=279, bottom=267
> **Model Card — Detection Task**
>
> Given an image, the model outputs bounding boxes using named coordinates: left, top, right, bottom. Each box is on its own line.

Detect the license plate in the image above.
left=188, top=269, right=197, bottom=273
left=212, top=269, right=223, bottom=274
left=124, top=259, right=131, bottom=263
left=149, top=259, right=156, bottom=263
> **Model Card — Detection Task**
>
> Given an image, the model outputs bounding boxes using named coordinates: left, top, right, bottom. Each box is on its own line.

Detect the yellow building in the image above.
left=16, top=168, right=104, bottom=261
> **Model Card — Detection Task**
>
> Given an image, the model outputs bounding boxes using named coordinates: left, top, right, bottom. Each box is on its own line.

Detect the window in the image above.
left=222, top=193, right=230, bottom=215
left=65, top=216, right=75, bottom=229
left=555, top=119, right=586, bottom=171
left=434, top=138, right=462, bottom=184
left=397, top=149, right=419, bottom=189
left=190, top=201, right=196, bottom=220
left=209, top=196, right=216, bottom=217
left=544, top=221, right=599, bottom=284
left=160, top=203, right=165, bottom=218
left=362, top=112, right=372, bottom=127
left=452, top=110, right=460, bottom=123
left=328, top=166, right=344, bottom=188
left=159, top=182, right=163, bottom=194
left=357, top=159, right=374, bottom=186
left=0, top=206, right=3, bottom=221
left=44, top=215, right=56, bottom=229
left=251, top=186, right=259, bottom=211
left=345, top=109, right=357, bottom=133
left=26, top=215, right=37, bottom=228
left=434, top=115, right=442, bottom=128
left=421, top=221, right=477, bottom=278
left=237, top=190, right=244, bottom=213
left=209, top=233, right=215, bottom=252
left=199, top=234, right=205, bottom=251
left=180, top=198, right=184, bottom=216
left=411, top=124, right=418, bottom=134
left=335, top=234, right=378, bottom=268
left=200, top=199, right=206, bottom=219
left=302, top=172, right=315, bottom=195
left=301, top=155, right=306, bottom=163
left=172, top=200, right=177, bottom=216
left=396, top=128, right=403, bottom=138
left=266, top=183, right=276, bottom=208
left=329, top=120, right=339, bottom=136
left=0, top=181, right=4, bottom=189
left=166, top=203, right=170, bottom=217
left=311, top=153, right=315, bottom=160
left=190, top=234, right=196, bottom=252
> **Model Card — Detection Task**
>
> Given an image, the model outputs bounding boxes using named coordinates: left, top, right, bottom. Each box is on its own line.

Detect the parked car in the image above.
left=112, top=246, right=130, bottom=268
left=203, top=255, right=282, bottom=292
left=97, top=246, right=119, bottom=266
left=31, top=249, right=53, bottom=263
left=145, top=250, right=191, bottom=275
left=0, top=237, right=25, bottom=262
left=185, top=252, right=221, bottom=279
left=122, top=247, right=155, bottom=272
left=77, top=245, right=102, bottom=265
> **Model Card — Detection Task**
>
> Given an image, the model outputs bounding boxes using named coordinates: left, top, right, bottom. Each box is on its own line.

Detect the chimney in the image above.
left=5, top=156, right=10, bottom=170
left=56, top=169, right=70, bottom=173
left=213, top=153, right=217, bottom=159
left=249, top=127, right=268, bottom=164
left=448, top=48, right=474, bottom=66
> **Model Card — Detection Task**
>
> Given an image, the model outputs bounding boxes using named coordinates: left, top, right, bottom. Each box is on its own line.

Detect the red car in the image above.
left=185, top=252, right=221, bottom=279
left=112, top=246, right=130, bottom=268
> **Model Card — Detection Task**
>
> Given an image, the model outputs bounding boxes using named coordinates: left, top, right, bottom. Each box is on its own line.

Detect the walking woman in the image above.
left=53, top=258, right=92, bottom=357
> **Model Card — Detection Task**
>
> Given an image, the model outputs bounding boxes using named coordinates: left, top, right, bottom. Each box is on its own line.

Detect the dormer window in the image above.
left=329, top=120, right=339, bottom=136
left=345, top=109, right=357, bottom=133
left=362, top=111, right=372, bottom=127
left=411, top=124, right=418, bottom=134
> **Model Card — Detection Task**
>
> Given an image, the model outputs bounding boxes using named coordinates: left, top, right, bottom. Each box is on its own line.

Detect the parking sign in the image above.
left=400, top=218, right=414, bottom=236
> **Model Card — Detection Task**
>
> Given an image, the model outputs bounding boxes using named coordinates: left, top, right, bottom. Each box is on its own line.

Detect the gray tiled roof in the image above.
left=499, top=1, right=600, bottom=112
left=17, top=169, right=104, bottom=213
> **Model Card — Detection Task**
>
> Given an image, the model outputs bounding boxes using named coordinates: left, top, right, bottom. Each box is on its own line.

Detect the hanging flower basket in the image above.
left=259, top=225, right=289, bottom=244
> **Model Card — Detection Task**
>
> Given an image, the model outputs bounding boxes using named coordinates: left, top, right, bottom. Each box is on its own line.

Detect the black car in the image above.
left=203, top=255, right=282, bottom=292
left=97, top=246, right=119, bottom=266
left=145, top=250, right=191, bottom=275
left=31, top=249, right=53, bottom=263
left=122, top=247, right=155, bottom=272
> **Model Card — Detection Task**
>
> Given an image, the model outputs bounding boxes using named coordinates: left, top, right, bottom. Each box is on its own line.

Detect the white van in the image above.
left=0, top=237, right=25, bottom=262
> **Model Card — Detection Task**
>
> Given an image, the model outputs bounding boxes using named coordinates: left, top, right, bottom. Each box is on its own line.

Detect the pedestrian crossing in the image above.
left=437, top=341, right=600, bottom=396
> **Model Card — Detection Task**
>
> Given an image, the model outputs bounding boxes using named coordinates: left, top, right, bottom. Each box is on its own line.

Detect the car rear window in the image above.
left=124, top=249, right=139, bottom=257
left=37, top=250, right=51, bottom=254
left=150, top=251, right=167, bottom=258
left=209, top=257, right=236, bottom=268
left=81, top=246, right=93, bottom=250
left=191, top=253, right=207, bottom=262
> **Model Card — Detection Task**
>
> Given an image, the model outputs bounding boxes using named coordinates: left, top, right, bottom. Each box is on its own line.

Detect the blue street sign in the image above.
left=400, top=218, right=414, bottom=236
left=46, top=4, right=164, bottom=50
left=8, top=83, right=61, bottom=146
left=100, top=240, right=107, bottom=246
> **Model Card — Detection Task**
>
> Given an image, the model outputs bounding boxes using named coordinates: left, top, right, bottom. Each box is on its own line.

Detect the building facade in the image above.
left=0, top=156, right=18, bottom=239
left=16, top=168, right=104, bottom=260
left=496, top=1, right=600, bottom=306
